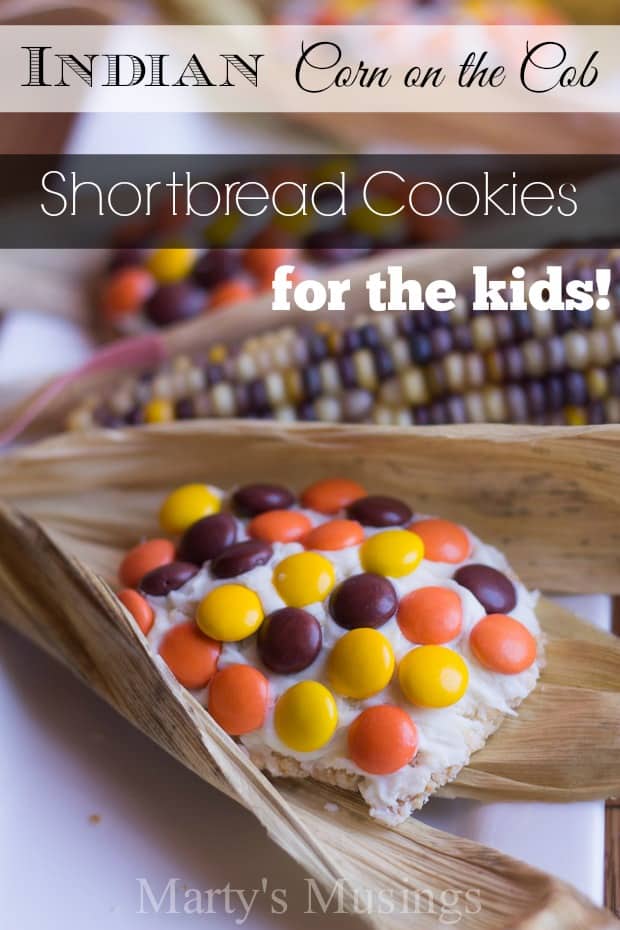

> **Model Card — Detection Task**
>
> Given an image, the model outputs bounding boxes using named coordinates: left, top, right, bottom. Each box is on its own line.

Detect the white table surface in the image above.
left=0, top=110, right=611, bottom=927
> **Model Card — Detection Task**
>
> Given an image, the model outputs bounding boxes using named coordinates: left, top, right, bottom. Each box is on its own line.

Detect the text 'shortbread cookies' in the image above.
left=117, top=478, right=543, bottom=824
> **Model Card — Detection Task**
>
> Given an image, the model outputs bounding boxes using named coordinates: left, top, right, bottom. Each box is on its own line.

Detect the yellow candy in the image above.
left=349, top=199, right=402, bottom=237
left=144, top=398, right=174, bottom=424
left=328, top=628, right=395, bottom=699
left=273, top=211, right=314, bottom=236
left=335, top=0, right=373, bottom=14
left=399, top=645, right=469, bottom=708
left=207, top=212, right=241, bottom=246
left=147, top=247, right=196, bottom=284
left=360, top=530, right=424, bottom=578
left=197, top=584, right=264, bottom=642
left=273, top=552, right=335, bottom=607
left=159, top=483, right=220, bottom=534
left=312, top=156, right=355, bottom=184
left=274, top=681, right=338, bottom=752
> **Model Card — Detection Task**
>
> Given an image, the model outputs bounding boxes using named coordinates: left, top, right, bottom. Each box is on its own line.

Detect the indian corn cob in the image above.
left=68, top=250, right=620, bottom=430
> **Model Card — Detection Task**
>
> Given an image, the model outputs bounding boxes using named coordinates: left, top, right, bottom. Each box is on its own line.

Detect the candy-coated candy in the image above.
left=144, top=398, right=175, bottom=424
left=159, top=483, right=221, bottom=534
left=193, top=249, right=241, bottom=288
left=211, top=540, right=273, bottom=578
left=233, top=483, right=295, bottom=516
left=272, top=210, right=314, bottom=236
left=349, top=198, right=403, bottom=238
left=159, top=621, right=221, bottom=689
left=117, top=589, right=154, bottom=635
left=347, top=495, right=413, bottom=527
left=100, top=266, right=154, bottom=321
left=360, top=529, right=424, bottom=578
left=108, top=248, right=147, bottom=271
left=300, top=478, right=367, bottom=515
left=454, top=564, right=516, bottom=614
left=177, top=512, right=237, bottom=565
left=305, top=228, right=371, bottom=264
left=119, top=537, right=176, bottom=588
left=249, top=509, right=312, bottom=544
left=397, top=587, right=463, bottom=645
left=244, top=248, right=297, bottom=280
left=398, top=645, right=469, bottom=708
left=273, top=552, right=336, bottom=607
left=328, top=628, right=395, bottom=699
left=274, top=681, right=338, bottom=752
left=146, top=247, right=196, bottom=284
left=208, top=663, right=269, bottom=735
left=140, top=561, right=198, bottom=596
left=470, top=614, right=537, bottom=674
left=410, top=519, right=472, bottom=564
left=209, top=278, right=255, bottom=309
left=330, top=573, right=397, bottom=630
left=303, top=519, right=364, bottom=551
left=257, top=607, right=322, bottom=674
left=348, top=705, right=418, bottom=775
left=196, top=584, right=264, bottom=642
left=145, top=283, right=206, bottom=326
left=206, top=211, right=241, bottom=247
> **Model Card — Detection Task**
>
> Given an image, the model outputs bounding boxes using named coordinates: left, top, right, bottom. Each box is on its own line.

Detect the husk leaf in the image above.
left=1, top=420, right=618, bottom=593
left=0, top=501, right=618, bottom=930
left=1, top=422, right=619, bottom=927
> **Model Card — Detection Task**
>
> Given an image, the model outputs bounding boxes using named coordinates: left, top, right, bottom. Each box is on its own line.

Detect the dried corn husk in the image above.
left=0, top=422, right=619, bottom=928
left=0, top=420, right=619, bottom=798
left=1, top=420, right=619, bottom=594
left=0, top=510, right=617, bottom=930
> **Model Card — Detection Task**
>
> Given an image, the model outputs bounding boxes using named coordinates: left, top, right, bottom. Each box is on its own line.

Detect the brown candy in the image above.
left=145, top=283, right=206, bottom=326
left=347, top=495, right=413, bottom=527
left=453, top=563, right=516, bottom=614
left=211, top=540, right=273, bottom=578
left=140, top=561, right=199, bottom=596
left=257, top=607, right=322, bottom=674
left=330, top=573, right=397, bottom=630
left=177, top=513, right=237, bottom=565
left=232, top=483, right=295, bottom=516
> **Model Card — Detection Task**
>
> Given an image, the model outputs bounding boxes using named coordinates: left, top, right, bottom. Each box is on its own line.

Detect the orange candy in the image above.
left=117, top=589, right=154, bottom=635
left=119, top=538, right=176, bottom=588
left=207, top=663, right=270, bottom=735
left=470, top=614, right=537, bottom=675
left=100, top=267, right=155, bottom=321
left=249, top=509, right=313, bottom=543
left=244, top=247, right=297, bottom=280
left=397, top=586, right=463, bottom=645
left=303, top=519, right=364, bottom=551
left=159, top=621, right=221, bottom=689
left=410, top=519, right=472, bottom=564
left=208, top=278, right=255, bottom=309
left=301, top=478, right=367, bottom=515
left=348, top=705, right=418, bottom=775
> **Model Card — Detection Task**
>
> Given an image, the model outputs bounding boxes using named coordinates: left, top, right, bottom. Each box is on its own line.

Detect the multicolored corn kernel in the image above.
left=73, top=251, right=620, bottom=430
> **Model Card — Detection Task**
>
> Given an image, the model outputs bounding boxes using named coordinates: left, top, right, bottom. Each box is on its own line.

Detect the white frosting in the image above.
left=146, top=487, right=542, bottom=823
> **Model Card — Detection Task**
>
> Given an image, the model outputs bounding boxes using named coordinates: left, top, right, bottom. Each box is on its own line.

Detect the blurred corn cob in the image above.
left=66, top=249, right=620, bottom=431
left=156, top=0, right=263, bottom=22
